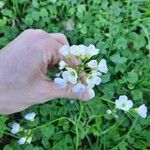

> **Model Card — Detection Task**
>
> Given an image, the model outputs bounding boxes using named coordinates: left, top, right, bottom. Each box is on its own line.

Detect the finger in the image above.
left=36, top=79, right=92, bottom=104
left=49, top=33, right=69, bottom=45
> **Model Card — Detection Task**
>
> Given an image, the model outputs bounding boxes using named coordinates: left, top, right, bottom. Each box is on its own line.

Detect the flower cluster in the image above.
left=11, top=112, right=36, bottom=145
left=107, top=95, right=148, bottom=118
left=54, top=44, right=108, bottom=98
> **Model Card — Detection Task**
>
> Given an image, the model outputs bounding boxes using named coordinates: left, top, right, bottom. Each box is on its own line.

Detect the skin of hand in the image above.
left=0, top=29, right=91, bottom=115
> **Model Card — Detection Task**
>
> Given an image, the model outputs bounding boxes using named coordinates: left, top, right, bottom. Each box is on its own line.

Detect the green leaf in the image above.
left=127, top=71, right=139, bottom=84
left=110, top=53, right=127, bottom=64
left=41, top=125, right=55, bottom=138
left=131, top=89, right=143, bottom=101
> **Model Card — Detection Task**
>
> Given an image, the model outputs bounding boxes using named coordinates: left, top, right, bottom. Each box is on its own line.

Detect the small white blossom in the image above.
left=59, top=45, right=70, bottom=57
left=11, top=123, right=20, bottom=134
left=62, top=68, right=78, bottom=84
left=59, top=61, right=68, bottom=70
left=87, top=88, right=95, bottom=99
left=86, top=44, right=99, bottom=57
left=54, top=78, right=67, bottom=88
left=88, top=59, right=108, bottom=74
left=24, top=112, right=36, bottom=121
left=87, top=60, right=98, bottom=68
left=137, top=104, right=147, bottom=118
left=18, top=137, right=26, bottom=145
left=115, top=95, right=133, bottom=111
left=72, top=83, right=86, bottom=93
left=98, top=59, right=108, bottom=73
left=86, top=73, right=101, bottom=88
left=70, top=45, right=86, bottom=58
left=26, top=137, right=32, bottom=144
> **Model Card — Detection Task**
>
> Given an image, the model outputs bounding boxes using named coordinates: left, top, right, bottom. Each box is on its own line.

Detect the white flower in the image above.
left=106, top=109, right=112, bottom=114
left=87, top=60, right=98, bottom=68
left=86, top=44, right=99, bottom=57
left=26, top=137, right=32, bottom=144
left=70, top=45, right=86, bottom=58
left=18, top=137, right=26, bottom=145
left=87, top=88, right=95, bottom=99
left=11, top=123, right=20, bottom=134
left=72, top=83, right=86, bottom=93
left=87, top=59, right=108, bottom=74
left=54, top=78, right=67, bottom=88
left=115, top=95, right=133, bottom=111
left=24, top=112, right=36, bottom=121
left=137, top=104, right=147, bottom=118
left=59, top=61, right=68, bottom=70
left=98, top=59, right=108, bottom=73
left=62, top=68, right=78, bottom=84
left=86, top=73, right=101, bottom=88
left=59, top=45, right=70, bottom=57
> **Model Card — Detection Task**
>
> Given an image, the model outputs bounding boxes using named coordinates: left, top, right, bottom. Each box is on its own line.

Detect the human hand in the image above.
left=0, top=29, right=91, bottom=115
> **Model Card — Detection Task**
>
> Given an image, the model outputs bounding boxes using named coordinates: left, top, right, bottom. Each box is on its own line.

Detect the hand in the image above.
left=0, top=29, right=90, bottom=115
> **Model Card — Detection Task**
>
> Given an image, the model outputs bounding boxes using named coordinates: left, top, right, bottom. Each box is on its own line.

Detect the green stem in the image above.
left=100, top=97, right=115, bottom=104
left=30, top=117, right=75, bottom=132
left=3, top=131, right=19, bottom=139
left=75, top=102, right=84, bottom=150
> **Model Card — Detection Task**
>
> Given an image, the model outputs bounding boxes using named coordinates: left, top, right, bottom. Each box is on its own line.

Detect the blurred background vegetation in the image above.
left=0, top=0, right=150, bottom=149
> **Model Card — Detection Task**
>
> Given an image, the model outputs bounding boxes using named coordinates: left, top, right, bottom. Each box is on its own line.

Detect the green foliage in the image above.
left=0, top=0, right=150, bottom=149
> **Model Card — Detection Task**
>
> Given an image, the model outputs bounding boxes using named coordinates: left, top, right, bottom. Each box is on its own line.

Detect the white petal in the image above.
left=62, top=71, right=69, bottom=81
left=137, top=104, right=147, bottom=118
left=86, top=75, right=95, bottom=88
left=98, top=59, right=108, bottom=73
left=59, top=61, right=67, bottom=70
left=18, top=137, right=26, bottom=145
left=59, top=45, right=70, bottom=57
left=115, top=99, right=123, bottom=109
left=119, top=95, right=128, bottom=101
left=87, top=88, right=95, bottom=99
left=87, top=44, right=99, bottom=56
left=78, top=44, right=87, bottom=59
left=24, top=112, right=36, bottom=121
left=126, top=100, right=133, bottom=109
left=68, top=76, right=77, bottom=84
left=70, top=45, right=79, bottom=56
left=11, top=123, right=20, bottom=134
left=94, top=76, right=101, bottom=85
left=92, top=70, right=101, bottom=76
left=54, top=78, right=67, bottom=88
left=72, top=83, right=86, bottom=93
left=87, top=60, right=98, bottom=68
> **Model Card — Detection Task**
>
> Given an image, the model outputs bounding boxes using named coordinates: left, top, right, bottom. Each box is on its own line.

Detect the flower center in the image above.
left=89, top=75, right=93, bottom=79
left=71, top=71, right=76, bottom=76
left=122, top=103, right=126, bottom=108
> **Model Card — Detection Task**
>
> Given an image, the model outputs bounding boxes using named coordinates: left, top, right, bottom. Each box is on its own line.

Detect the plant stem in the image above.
left=31, top=116, right=75, bottom=132
left=3, top=131, right=19, bottom=139
left=100, top=97, right=115, bottom=104
left=75, top=102, right=84, bottom=150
